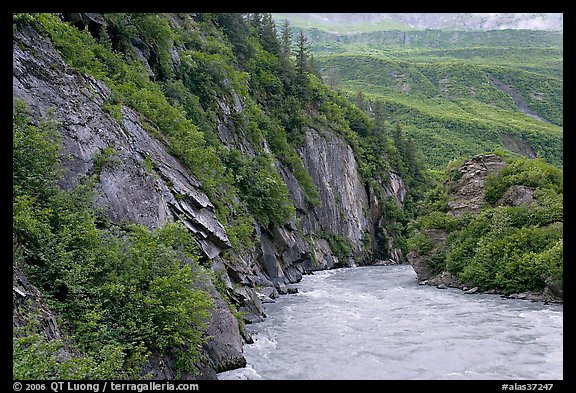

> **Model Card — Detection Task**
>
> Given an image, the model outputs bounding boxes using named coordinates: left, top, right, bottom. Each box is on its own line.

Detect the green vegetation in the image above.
left=223, top=149, right=295, bottom=227
left=318, top=54, right=562, bottom=169
left=282, top=20, right=563, bottom=171
left=483, top=157, right=563, bottom=204
left=316, top=232, right=352, bottom=261
left=407, top=155, right=563, bottom=294
left=14, top=317, right=131, bottom=379
left=13, top=100, right=214, bottom=377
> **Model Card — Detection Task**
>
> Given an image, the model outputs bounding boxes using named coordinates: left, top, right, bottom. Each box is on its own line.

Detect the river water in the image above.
left=218, top=265, right=563, bottom=380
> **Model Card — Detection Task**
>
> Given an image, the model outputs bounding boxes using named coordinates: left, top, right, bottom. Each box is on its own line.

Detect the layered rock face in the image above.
left=13, top=24, right=247, bottom=378
left=13, top=16, right=406, bottom=378
left=299, top=127, right=370, bottom=264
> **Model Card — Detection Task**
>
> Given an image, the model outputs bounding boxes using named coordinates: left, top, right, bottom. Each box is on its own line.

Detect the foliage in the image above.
left=13, top=317, right=132, bottom=379
left=484, top=157, right=563, bottom=204
left=13, top=102, right=213, bottom=377
left=311, top=32, right=563, bottom=170
left=317, top=232, right=352, bottom=261
left=223, top=149, right=295, bottom=227
left=409, top=154, right=563, bottom=294
left=406, top=231, right=435, bottom=255
left=13, top=100, right=62, bottom=201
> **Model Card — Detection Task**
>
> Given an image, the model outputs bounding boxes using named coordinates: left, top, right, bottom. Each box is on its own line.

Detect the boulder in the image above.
left=498, top=185, right=536, bottom=207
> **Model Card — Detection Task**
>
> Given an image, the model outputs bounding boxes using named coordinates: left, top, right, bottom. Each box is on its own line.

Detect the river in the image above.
left=218, top=265, right=563, bottom=380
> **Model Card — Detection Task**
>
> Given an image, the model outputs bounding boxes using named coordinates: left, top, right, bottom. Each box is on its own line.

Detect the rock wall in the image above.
left=13, top=24, right=249, bottom=378
left=298, top=127, right=370, bottom=258
left=408, top=154, right=509, bottom=287
left=446, top=153, right=507, bottom=216
left=408, top=153, right=558, bottom=299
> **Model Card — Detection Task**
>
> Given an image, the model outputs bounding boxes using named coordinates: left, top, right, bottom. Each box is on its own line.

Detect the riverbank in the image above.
left=416, top=269, right=563, bottom=304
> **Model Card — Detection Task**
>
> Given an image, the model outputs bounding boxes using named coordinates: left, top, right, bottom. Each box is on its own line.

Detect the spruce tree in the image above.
left=260, top=13, right=280, bottom=55
left=280, top=20, right=292, bottom=59
left=295, top=30, right=309, bottom=85
left=279, top=20, right=294, bottom=87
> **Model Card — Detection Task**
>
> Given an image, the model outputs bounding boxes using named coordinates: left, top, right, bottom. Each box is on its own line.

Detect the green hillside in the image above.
left=272, top=13, right=416, bottom=34
left=301, top=27, right=563, bottom=170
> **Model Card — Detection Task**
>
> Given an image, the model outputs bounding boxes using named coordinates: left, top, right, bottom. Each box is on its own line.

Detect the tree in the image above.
left=213, top=13, right=254, bottom=67
left=249, top=13, right=263, bottom=32
left=308, top=54, right=322, bottom=79
left=392, top=122, right=424, bottom=188
left=372, top=99, right=386, bottom=132
left=295, top=30, right=310, bottom=90
left=354, top=89, right=368, bottom=112
left=278, top=20, right=294, bottom=87
left=260, top=13, right=280, bottom=55
left=280, top=20, right=292, bottom=59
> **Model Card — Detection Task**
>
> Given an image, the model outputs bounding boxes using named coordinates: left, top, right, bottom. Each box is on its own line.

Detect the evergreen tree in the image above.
left=249, top=13, right=263, bottom=32
left=392, top=123, right=424, bottom=188
left=280, top=20, right=292, bottom=59
left=308, top=54, right=322, bottom=79
left=295, top=30, right=309, bottom=88
left=260, top=13, right=280, bottom=55
left=214, top=13, right=254, bottom=67
left=278, top=20, right=294, bottom=88
left=372, top=99, right=386, bottom=131
left=354, top=89, right=368, bottom=112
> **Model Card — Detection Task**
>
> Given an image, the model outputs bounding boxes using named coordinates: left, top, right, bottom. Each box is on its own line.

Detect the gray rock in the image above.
left=464, top=287, right=478, bottom=294
left=199, top=279, right=246, bottom=374
left=544, top=276, right=563, bottom=299
left=13, top=263, right=81, bottom=366
left=258, top=286, right=279, bottom=300
left=13, top=25, right=251, bottom=379
left=299, top=127, right=370, bottom=256
left=498, top=185, right=535, bottom=207
left=446, top=153, right=507, bottom=216
left=311, top=238, right=340, bottom=270
left=13, top=265, right=66, bottom=343
left=407, top=251, right=434, bottom=281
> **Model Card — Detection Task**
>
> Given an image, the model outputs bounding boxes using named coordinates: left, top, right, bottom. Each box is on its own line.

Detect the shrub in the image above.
left=318, top=232, right=352, bottom=261
left=223, top=149, right=295, bottom=227
left=13, top=103, right=213, bottom=377
left=407, top=231, right=435, bottom=255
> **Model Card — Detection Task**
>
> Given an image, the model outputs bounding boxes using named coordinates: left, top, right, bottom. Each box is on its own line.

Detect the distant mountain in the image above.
left=273, top=13, right=563, bottom=34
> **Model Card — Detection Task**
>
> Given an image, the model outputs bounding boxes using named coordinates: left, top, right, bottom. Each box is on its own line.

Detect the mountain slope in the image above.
left=275, top=14, right=564, bottom=170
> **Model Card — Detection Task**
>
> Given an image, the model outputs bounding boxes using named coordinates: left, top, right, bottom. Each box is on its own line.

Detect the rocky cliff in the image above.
left=13, top=14, right=408, bottom=379
left=13, top=23, right=246, bottom=378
